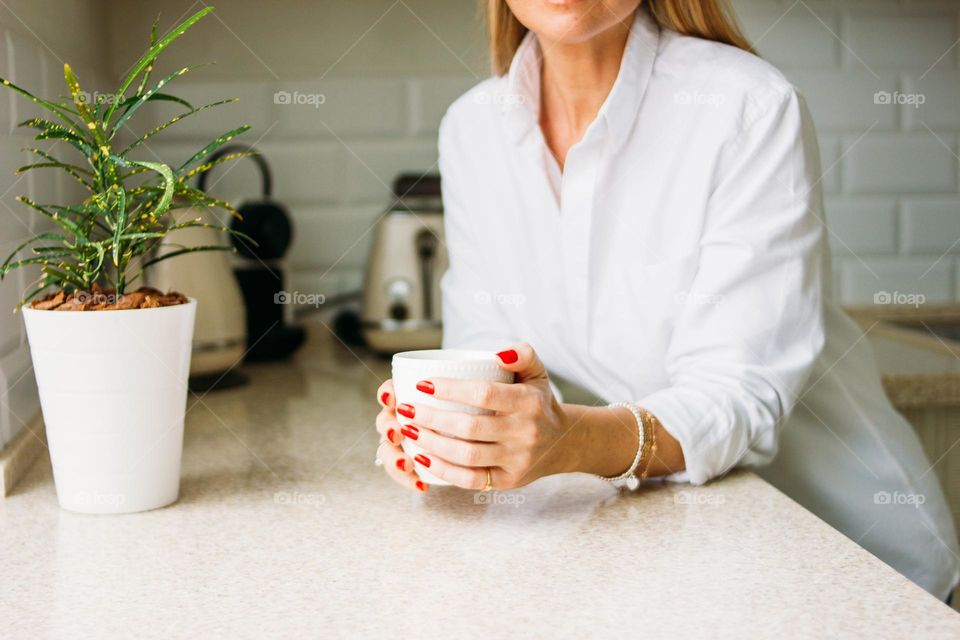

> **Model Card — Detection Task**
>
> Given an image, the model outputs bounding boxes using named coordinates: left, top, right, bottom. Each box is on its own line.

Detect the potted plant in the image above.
left=0, top=7, right=253, bottom=514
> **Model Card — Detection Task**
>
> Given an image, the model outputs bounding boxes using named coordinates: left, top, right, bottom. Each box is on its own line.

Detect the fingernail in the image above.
left=401, top=425, right=419, bottom=440
left=416, top=480, right=428, bottom=492
left=414, top=454, right=431, bottom=468
left=416, top=380, right=435, bottom=395
left=380, top=391, right=390, bottom=405
left=386, top=428, right=396, bottom=443
left=396, top=458, right=406, bottom=472
left=497, top=349, right=518, bottom=364
left=397, top=403, right=415, bottom=419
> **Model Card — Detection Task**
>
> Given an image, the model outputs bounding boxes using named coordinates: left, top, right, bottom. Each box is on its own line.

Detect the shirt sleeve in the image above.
left=639, top=88, right=827, bottom=485
left=438, top=112, right=517, bottom=351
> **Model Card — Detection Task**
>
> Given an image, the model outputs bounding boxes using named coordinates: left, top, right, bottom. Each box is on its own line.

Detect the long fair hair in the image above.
left=485, top=0, right=756, bottom=75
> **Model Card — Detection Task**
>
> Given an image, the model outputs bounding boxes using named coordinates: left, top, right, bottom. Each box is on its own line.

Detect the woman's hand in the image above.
left=375, top=343, right=680, bottom=490
left=374, top=380, right=429, bottom=493
left=395, top=343, right=574, bottom=491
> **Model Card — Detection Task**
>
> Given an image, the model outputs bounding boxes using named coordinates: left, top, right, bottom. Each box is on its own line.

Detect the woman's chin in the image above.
left=529, top=15, right=605, bottom=44
left=514, top=0, right=639, bottom=46
left=541, top=0, right=590, bottom=6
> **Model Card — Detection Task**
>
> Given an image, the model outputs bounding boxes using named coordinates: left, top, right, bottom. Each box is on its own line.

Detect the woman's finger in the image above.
left=395, top=403, right=505, bottom=442
left=409, top=426, right=504, bottom=468
left=495, top=342, right=548, bottom=383
left=376, top=379, right=396, bottom=408
left=379, top=440, right=428, bottom=492
left=423, top=455, right=495, bottom=491
left=375, top=407, right=404, bottom=444
left=415, top=378, right=528, bottom=413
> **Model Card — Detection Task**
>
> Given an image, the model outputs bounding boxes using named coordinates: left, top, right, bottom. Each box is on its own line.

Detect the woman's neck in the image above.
left=539, top=20, right=632, bottom=168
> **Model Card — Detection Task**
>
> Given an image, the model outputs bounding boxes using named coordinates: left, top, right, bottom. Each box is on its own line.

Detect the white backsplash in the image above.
left=0, top=0, right=958, bottom=450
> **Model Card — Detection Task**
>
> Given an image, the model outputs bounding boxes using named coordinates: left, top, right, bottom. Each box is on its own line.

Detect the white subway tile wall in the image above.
left=127, top=1, right=960, bottom=311
left=0, top=33, right=41, bottom=446
left=133, top=78, right=445, bottom=300
left=737, top=0, right=960, bottom=306
left=1, top=0, right=959, bottom=448
left=0, top=29, right=41, bottom=447
left=0, top=5, right=106, bottom=448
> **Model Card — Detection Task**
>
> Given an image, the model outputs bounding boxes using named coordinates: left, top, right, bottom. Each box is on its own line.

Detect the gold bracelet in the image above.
left=637, top=408, right=659, bottom=479
left=595, top=402, right=645, bottom=490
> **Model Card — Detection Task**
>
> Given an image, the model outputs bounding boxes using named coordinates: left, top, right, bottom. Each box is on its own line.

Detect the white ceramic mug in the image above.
left=391, top=349, right=514, bottom=486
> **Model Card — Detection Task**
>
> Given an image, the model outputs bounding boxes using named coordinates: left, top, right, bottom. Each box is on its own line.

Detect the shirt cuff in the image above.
left=638, top=386, right=728, bottom=486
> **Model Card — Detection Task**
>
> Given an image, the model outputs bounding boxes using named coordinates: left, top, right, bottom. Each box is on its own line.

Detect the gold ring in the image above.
left=482, top=468, right=493, bottom=492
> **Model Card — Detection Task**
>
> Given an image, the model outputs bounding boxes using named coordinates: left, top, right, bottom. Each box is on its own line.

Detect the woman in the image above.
left=374, top=0, right=959, bottom=599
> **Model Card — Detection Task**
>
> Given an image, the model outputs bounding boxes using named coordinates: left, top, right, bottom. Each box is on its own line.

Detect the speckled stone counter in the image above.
left=2, top=323, right=958, bottom=638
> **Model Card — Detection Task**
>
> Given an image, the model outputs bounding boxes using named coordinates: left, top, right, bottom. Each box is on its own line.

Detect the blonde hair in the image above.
left=485, top=0, right=756, bottom=75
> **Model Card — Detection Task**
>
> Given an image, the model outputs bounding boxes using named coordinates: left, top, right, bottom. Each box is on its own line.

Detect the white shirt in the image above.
left=438, top=8, right=960, bottom=599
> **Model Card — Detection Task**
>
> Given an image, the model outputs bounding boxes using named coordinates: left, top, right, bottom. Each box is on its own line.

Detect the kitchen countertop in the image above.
left=2, top=322, right=958, bottom=638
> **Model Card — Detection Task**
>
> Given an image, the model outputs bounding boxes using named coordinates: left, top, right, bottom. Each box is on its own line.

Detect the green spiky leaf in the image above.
left=0, top=6, right=250, bottom=306
left=105, top=7, right=214, bottom=125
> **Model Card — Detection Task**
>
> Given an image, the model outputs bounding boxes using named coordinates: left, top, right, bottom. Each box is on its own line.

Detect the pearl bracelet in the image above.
left=597, top=402, right=645, bottom=491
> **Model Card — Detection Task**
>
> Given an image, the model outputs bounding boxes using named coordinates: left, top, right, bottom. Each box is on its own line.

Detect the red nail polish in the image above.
left=401, top=425, right=419, bottom=440
left=416, top=480, right=428, bottom=492
left=396, top=458, right=406, bottom=472
left=416, top=380, right=435, bottom=395
left=380, top=391, right=390, bottom=405
left=414, top=454, right=431, bottom=468
left=386, top=428, right=396, bottom=443
left=397, top=403, right=415, bottom=419
left=497, top=349, right=518, bottom=364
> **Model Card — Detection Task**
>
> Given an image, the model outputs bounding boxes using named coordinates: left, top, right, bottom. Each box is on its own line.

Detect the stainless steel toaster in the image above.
left=361, top=174, right=447, bottom=353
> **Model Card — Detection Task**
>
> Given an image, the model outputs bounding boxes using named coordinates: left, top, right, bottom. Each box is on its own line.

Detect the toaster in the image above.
left=361, top=174, right=448, bottom=354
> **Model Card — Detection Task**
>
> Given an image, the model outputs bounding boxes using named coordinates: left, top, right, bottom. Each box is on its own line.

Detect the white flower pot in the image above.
left=22, top=299, right=197, bottom=514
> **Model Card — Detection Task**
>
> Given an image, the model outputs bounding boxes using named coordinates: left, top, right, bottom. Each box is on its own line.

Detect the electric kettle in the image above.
left=147, top=204, right=248, bottom=388
left=197, top=145, right=305, bottom=363
left=361, top=174, right=447, bottom=354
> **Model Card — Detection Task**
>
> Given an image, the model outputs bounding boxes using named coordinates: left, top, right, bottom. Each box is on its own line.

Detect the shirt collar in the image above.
left=500, top=7, right=660, bottom=146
